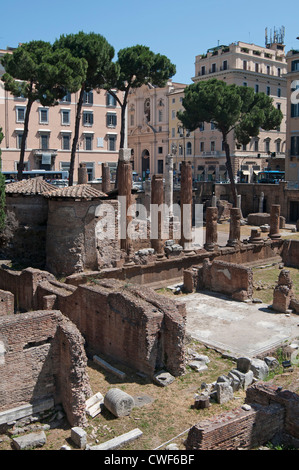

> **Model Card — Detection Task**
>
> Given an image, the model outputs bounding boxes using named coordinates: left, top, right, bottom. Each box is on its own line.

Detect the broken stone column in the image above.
left=118, top=149, right=133, bottom=256
left=78, top=163, right=88, bottom=184
left=151, top=174, right=164, bottom=257
left=104, top=388, right=135, bottom=417
left=272, top=269, right=294, bottom=313
left=204, top=207, right=218, bottom=251
left=269, top=204, right=281, bottom=239
left=102, top=162, right=111, bottom=194
left=227, top=207, right=241, bottom=247
left=180, top=161, right=193, bottom=250
left=165, top=154, right=174, bottom=217
left=249, top=229, right=263, bottom=245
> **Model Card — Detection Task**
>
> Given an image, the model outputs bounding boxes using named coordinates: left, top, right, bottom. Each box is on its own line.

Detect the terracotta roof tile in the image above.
left=43, top=183, right=107, bottom=199
left=5, top=177, right=58, bottom=195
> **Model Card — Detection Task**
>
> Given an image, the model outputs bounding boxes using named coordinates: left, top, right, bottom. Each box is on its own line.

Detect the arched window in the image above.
left=186, top=142, right=192, bottom=155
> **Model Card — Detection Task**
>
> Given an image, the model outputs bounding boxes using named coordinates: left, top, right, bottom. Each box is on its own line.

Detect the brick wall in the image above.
left=0, top=266, right=186, bottom=378
left=186, top=383, right=299, bottom=450
left=0, top=310, right=91, bottom=427
left=0, top=289, right=14, bottom=316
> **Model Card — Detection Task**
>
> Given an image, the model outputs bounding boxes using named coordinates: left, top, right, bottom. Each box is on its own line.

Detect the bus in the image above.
left=257, top=170, right=285, bottom=184
left=2, top=170, right=69, bottom=184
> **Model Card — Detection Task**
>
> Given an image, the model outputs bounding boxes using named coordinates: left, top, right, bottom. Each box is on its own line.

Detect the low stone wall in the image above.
left=186, top=383, right=299, bottom=450
left=184, top=259, right=253, bottom=301
left=65, top=239, right=284, bottom=288
left=0, top=310, right=91, bottom=428
left=0, top=266, right=186, bottom=378
left=281, top=239, right=299, bottom=268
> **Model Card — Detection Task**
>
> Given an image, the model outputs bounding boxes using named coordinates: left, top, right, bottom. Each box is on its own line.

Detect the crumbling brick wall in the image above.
left=186, top=383, right=299, bottom=450
left=47, top=279, right=186, bottom=378
left=0, top=266, right=186, bottom=378
left=0, top=289, right=14, bottom=316
left=184, top=259, right=253, bottom=300
left=0, top=310, right=91, bottom=427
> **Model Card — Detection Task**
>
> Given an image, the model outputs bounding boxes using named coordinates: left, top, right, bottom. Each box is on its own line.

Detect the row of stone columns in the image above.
left=204, top=204, right=281, bottom=251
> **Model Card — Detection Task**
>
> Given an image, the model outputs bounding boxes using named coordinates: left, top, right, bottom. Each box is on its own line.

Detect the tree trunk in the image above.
left=223, top=137, right=238, bottom=208
left=69, top=84, right=85, bottom=186
left=17, top=97, right=33, bottom=181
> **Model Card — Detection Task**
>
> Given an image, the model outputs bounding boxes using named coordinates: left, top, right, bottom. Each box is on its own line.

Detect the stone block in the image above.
left=71, top=426, right=87, bottom=449
left=12, top=431, right=46, bottom=450
left=250, top=359, right=269, bottom=380
left=88, top=428, right=143, bottom=450
left=85, top=392, right=104, bottom=418
left=237, top=357, right=252, bottom=373
left=216, top=382, right=234, bottom=404
left=153, top=370, right=175, bottom=387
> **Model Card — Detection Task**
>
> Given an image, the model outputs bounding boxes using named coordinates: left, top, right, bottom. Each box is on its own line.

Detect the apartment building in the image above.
left=285, top=47, right=299, bottom=186
left=0, top=48, right=122, bottom=182
left=127, top=81, right=183, bottom=180
left=191, top=39, right=287, bottom=183
left=167, top=85, right=197, bottom=182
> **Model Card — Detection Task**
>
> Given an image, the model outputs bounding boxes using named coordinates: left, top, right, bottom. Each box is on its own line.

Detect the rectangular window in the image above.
left=255, top=63, right=259, bottom=73
left=16, top=107, right=26, bottom=122
left=157, top=159, right=164, bottom=174
left=108, top=135, right=117, bottom=151
left=39, top=108, right=48, bottom=124
left=85, top=135, right=93, bottom=151
left=83, top=111, right=93, bottom=126
left=62, top=134, right=70, bottom=150
left=211, top=141, right=215, bottom=152
left=255, top=84, right=259, bottom=93
left=291, top=60, right=299, bottom=72
left=201, top=66, right=205, bottom=75
left=83, top=91, right=93, bottom=104
left=106, top=113, right=117, bottom=127
left=200, top=142, right=204, bottom=152
left=267, top=65, right=270, bottom=74
left=158, top=146, right=163, bottom=154
left=243, top=60, right=247, bottom=70
left=16, top=132, right=25, bottom=149
left=211, top=63, right=216, bottom=73
left=266, top=86, right=271, bottom=96
left=291, top=136, right=299, bottom=155
left=61, top=92, right=71, bottom=102
left=254, top=140, right=259, bottom=152
left=106, top=92, right=116, bottom=107
left=40, top=134, right=49, bottom=150
left=61, top=109, right=70, bottom=125
left=277, top=88, right=281, bottom=98
left=222, top=60, right=227, bottom=70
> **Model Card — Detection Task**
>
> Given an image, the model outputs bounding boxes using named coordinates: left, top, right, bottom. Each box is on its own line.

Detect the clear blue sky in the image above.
left=1, top=0, right=298, bottom=84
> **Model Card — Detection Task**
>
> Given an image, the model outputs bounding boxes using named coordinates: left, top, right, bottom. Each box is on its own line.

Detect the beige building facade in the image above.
left=127, top=81, right=184, bottom=180
left=0, top=48, right=122, bottom=182
left=285, top=47, right=299, bottom=188
left=191, top=40, right=287, bottom=183
left=167, top=85, right=197, bottom=183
